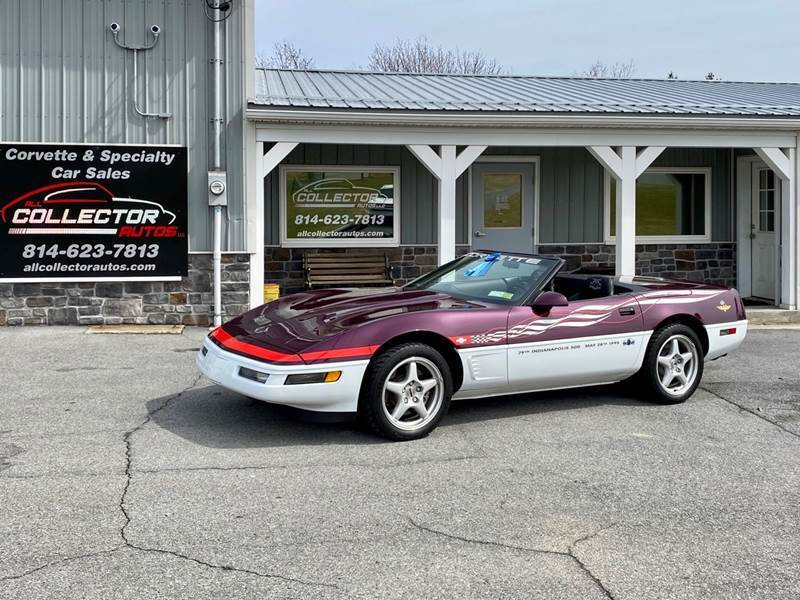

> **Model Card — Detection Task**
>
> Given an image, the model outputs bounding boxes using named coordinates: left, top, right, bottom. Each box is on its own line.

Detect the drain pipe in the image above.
left=207, top=1, right=230, bottom=327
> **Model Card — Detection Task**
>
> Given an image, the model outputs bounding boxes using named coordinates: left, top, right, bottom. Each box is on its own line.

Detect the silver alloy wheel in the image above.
left=656, top=334, right=700, bottom=396
left=381, top=356, right=444, bottom=432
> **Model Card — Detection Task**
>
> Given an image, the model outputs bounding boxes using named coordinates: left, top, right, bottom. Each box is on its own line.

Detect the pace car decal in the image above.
left=450, top=300, right=630, bottom=347
left=450, top=289, right=729, bottom=349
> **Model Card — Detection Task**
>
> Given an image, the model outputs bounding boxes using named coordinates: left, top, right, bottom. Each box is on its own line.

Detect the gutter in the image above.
left=245, top=106, right=800, bottom=131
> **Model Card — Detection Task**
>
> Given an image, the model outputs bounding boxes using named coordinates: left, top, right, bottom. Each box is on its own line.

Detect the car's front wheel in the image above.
left=637, top=323, right=704, bottom=404
left=360, top=343, right=452, bottom=441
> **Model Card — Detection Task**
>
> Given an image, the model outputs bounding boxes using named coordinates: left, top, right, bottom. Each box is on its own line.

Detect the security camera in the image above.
left=150, top=24, right=160, bottom=35
left=109, top=22, right=120, bottom=33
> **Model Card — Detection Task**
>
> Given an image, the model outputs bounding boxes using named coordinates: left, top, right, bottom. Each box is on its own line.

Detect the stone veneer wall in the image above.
left=264, top=243, right=736, bottom=294
left=263, top=246, right=463, bottom=294
left=0, top=254, right=249, bottom=327
left=537, top=243, right=736, bottom=288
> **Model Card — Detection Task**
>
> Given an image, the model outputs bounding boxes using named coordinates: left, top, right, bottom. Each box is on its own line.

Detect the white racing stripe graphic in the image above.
left=454, top=289, right=728, bottom=348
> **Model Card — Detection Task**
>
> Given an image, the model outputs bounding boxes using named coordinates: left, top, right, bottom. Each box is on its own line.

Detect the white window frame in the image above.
left=603, top=166, right=712, bottom=244
left=280, top=164, right=401, bottom=248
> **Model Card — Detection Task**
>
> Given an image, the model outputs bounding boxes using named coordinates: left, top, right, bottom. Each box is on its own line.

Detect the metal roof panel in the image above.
left=252, top=68, right=800, bottom=116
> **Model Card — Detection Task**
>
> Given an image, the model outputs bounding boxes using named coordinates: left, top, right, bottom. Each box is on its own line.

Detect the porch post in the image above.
left=754, top=146, right=797, bottom=309
left=249, top=141, right=298, bottom=309
left=407, top=144, right=487, bottom=265
left=587, top=145, right=664, bottom=278
left=439, top=146, right=458, bottom=265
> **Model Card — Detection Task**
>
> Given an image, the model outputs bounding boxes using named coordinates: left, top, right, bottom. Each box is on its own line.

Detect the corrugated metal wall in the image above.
left=264, top=144, right=734, bottom=246
left=0, top=0, right=247, bottom=252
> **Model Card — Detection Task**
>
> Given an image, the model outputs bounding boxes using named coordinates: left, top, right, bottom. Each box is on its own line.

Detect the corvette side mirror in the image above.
left=531, top=291, right=568, bottom=312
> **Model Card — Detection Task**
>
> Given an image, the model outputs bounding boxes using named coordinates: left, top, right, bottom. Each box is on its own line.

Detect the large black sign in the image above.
left=0, top=143, right=188, bottom=280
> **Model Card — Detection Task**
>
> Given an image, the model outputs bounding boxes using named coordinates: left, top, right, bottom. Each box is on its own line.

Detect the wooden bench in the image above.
left=304, top=251, right=393, bottom=288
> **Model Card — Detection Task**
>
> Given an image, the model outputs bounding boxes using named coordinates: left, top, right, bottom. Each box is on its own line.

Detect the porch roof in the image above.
left=252, top=68, right=800, bottom=117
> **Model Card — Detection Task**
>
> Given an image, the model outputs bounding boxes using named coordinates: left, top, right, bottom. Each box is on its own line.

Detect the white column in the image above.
left=248, top=141, right=298, bottom=309
left=407, top=144, right=487, bottom=266
left=754, top=146, right=796, bottom=308
left=616, top=146, right=637, bottom=278
left=588, top=145, right=664, bottom=278
left=785, top=147, right=797, bottom=309
left=796, top=136, right=800, bottom=310
left=439, top=145, right=458, bottom=264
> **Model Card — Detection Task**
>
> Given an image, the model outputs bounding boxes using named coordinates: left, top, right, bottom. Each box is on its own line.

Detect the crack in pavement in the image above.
left=0, top=547, right=124, bottom=583
left=117, top=373, right=341, bottom=592
left=701, top=385, right=800, bottom=441
left=131, top=453, right=486, bottom=475
left=408, top=518, right=616, bottom=600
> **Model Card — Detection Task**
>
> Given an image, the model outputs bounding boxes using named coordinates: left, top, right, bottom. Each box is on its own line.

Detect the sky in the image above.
left=254, top=0, right=800, bottom=82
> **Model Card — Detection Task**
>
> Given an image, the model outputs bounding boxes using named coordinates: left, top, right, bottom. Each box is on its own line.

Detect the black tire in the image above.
left=359, top=343, right=453, bottom=441
left=636, top=323, right=704, bottom=405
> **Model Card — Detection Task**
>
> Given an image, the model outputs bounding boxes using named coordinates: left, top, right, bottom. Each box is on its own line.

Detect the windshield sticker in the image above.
left=463, top=252, right=501, bottom=277
left=488, top=290, right=514, bottom=299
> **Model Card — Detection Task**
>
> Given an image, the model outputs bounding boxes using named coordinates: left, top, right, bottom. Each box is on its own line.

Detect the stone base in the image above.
left=537, top=243, right=736, bottom=288
left=263, top=246, right=466, bottom=294
left=0, top=254, right=249, bottom=327
left=263, top=243, right=737, bottom=295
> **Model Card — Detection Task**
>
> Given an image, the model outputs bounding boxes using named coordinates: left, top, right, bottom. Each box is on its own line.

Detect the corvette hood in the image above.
left=220, top=287, right=479, bottom=361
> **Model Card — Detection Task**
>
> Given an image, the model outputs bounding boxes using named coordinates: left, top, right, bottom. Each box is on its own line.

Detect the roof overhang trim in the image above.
left=246, top=105, right=800, bottom=131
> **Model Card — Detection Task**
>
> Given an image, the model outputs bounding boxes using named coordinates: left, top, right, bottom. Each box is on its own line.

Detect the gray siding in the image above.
left=264, top=144, right=734, bottom=246
left=0, top=0, right=247, bottom=251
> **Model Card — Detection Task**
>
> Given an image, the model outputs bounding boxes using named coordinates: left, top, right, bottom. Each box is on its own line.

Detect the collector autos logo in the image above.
left=292, top=178, right=390, bottom=208
left=716, top=300, right=732, bottom=313
left=0, top=144, right=188, bottom=280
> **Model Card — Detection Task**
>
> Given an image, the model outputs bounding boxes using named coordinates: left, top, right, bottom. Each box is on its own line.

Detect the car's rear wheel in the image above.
left=360, top=343, right=452, bottom=441
left=637, top=323, right=704, bottom=404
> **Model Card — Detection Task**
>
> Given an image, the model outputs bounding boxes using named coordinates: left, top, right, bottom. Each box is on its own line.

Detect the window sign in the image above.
left=607, top=168, right=711, bottom=243
left=281, top=166, right=400, bottom=247
left=482, top=173, right=522, bottom=228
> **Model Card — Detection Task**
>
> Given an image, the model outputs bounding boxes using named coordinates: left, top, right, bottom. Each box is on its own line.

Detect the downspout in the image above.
left=212, top=10, right=222, bottom=327
left=208, top=2, right=228, bottom=327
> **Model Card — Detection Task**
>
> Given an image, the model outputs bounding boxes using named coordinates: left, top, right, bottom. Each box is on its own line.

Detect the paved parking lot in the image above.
left=1, top=326, right=799, bottom=599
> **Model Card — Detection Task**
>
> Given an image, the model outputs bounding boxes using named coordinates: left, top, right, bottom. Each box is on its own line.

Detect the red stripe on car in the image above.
left=300, top=345, right=379, bottom=362
left=211, top=327, right=302, bottom=363
left=210, top=327, right=378, bottom=364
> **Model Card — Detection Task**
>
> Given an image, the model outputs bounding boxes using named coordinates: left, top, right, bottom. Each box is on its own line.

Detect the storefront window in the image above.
left=281, top=167, right=400, bottom=247
left=607, top=168, right=710, bottom=242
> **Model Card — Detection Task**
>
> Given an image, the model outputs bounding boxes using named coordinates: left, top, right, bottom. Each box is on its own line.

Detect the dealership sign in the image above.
left=0, top=143, right=188, bottom=280
left=282, top=167, right=399, bottom=247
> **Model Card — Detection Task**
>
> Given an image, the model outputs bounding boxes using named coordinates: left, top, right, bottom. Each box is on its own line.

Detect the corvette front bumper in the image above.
left=196, top=336, right=367, bottom=413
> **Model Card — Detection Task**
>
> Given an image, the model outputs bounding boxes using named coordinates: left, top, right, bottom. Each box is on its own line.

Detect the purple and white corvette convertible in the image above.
left=197, top=251, right=747, bottom=440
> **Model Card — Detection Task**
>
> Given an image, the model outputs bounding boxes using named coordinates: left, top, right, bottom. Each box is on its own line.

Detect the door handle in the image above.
left=474, top=230, right=487, bottom=237
left=618, top=306, right=636, bottom=316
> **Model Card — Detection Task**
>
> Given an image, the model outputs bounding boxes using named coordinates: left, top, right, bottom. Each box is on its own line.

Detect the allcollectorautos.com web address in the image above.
left=22, top=261, right=157, bottom=273
left=296, top=230, right=385, bottom=238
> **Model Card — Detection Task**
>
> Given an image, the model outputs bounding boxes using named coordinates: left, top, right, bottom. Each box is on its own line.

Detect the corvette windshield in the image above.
left=404, top=252, right=559, bottom=304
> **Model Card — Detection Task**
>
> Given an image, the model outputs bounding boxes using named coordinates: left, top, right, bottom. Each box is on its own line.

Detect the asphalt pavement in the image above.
left=1, top=326, right=798, bottom=599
